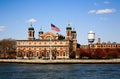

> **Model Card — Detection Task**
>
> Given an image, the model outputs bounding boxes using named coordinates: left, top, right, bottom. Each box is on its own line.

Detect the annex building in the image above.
left=16, top=24, right=80, bottom=59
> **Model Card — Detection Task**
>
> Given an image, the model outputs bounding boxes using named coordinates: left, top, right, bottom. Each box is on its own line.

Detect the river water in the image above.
left=0, top=63, right=120, bottom=79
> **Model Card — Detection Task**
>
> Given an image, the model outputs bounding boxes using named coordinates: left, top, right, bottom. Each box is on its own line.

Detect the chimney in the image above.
left=98, top=38, right=101, bottom=44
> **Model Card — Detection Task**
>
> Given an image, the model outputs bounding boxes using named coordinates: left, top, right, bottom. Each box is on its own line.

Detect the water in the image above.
left=0, top=63, right=120, bottom=79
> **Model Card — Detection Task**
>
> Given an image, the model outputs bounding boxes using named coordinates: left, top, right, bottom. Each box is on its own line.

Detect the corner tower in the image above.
left=71, top=28, right=77, bottom=40
left=28, top=24, right=35, bottom=40
left=66, top=23, right=72, bottom=40
left=38, top=29, right=44, bottom=39
left=71, top=28, right=77, bottom=52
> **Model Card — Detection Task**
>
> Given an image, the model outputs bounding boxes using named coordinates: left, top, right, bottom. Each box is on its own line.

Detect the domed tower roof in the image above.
left=28, top=24, right=34, bottom=30
left=72, top=28, right=76, bottom=33
left=39, top=29, right=43, bottom=34
left=66, top=23, right=72, bottom=30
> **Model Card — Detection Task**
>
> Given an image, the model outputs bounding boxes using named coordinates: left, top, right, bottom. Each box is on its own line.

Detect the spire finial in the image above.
left=30, top=22, right=32, bottom=26
left=40, top=28, right=42, bottom=31
left=68, top=21, right=70, bottom=26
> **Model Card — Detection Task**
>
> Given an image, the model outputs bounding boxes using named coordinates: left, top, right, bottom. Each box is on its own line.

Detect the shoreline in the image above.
left=0, top=59, right=120, bottom=64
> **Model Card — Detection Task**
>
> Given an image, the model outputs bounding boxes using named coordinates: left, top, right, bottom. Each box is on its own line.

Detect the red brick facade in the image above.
left=16, top=24, right=79, bottom=59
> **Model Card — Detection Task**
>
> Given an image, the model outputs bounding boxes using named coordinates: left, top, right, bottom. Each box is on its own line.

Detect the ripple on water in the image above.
left=0, top=64, right=120, bottom=79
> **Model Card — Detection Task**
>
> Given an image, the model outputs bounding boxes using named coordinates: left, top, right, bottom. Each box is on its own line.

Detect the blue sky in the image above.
left=0, top=0, right=120, bottom=44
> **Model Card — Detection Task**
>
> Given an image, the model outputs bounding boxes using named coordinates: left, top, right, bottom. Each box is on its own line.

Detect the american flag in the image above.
left=51, top=24, right=60, bottom=32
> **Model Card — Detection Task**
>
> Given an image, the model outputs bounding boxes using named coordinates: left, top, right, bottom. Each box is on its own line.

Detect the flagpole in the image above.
left=50, top=24, right=52, bottom=60
left=50, top=23, right=60, bottom=60
left=50, top=37, right=52, bottom=60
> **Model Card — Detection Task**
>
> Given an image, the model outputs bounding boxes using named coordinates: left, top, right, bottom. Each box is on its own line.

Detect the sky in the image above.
left=0, top=0, right=120, bottom=45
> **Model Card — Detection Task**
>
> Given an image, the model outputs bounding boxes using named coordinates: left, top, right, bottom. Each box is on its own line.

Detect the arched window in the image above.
left=18, top=51, right=22, bottom=57
left=67, top=31, right=69, bottom=36
left=29, top=51, right=33, bottom=57
left=42, top=51, right=44, bottom=56
left=56, top=52, right=59, bottom=56
left=63, top=52, right=65, bottom=56
left=29, top=32, right=31, bottom=36
left=45, top=36, right=52, bottom=40
left=46, top=52, right=49, bottom=57
left=36, top=52, right=38, bottom=56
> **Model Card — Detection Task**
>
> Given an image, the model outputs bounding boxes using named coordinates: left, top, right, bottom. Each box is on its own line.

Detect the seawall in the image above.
left=0, top=59, right=120, bottom=64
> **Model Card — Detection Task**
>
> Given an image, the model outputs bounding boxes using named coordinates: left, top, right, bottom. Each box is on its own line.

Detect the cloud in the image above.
left=88, top=8, right=116, bottom=14
left=0, top=26, right=6, bottom=31
left=96, top=9, right=116, bottom=14
left=88, top=10, right=96, bottom=14
left=104, top=1, right=110, bottom=4
left=27, top=18, right=37, bottom=23
left=100, top=17, right=108, bottom=21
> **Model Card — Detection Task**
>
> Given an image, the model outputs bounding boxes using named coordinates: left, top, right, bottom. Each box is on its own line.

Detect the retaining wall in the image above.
left=0, top=59, right=120, bottom=64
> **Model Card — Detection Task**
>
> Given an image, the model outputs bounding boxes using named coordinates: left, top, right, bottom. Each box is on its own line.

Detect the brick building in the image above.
left=93, top=38, right=120, bottom=49
left=80, top=38, right=120, bottom=49
left=16, top=24, right=80, bottom=59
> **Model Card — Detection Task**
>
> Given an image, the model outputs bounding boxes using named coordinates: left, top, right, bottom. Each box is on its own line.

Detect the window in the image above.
left=29, top=32, right=31, bottom=36
left=57, top=52, right=59, bottom=56
left=67, top=31, right=69, bottom=36
left=63, top=52, right=65, bottom=56
left=45, top=36, right=52, bottom=40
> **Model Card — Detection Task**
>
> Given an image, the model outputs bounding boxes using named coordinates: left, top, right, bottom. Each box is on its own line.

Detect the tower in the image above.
left=71, top=28, right=77, bottom=40
left=98, top=38, right=101, bottom=44
left=88, top=30, right=95, bottom=49
left=28, top=24, right=35, bottom=40
left=88, top=30, right=95, bottom=44
left=71, top=28, right=77, bottom=53
left=66, top=23, right=72, bottom=40
left=38, top=29, right=44, bottom=39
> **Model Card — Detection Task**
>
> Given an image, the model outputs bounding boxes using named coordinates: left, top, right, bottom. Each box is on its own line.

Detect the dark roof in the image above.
left=28, top=25, right=34, bottom=30
left=39, top=29, right=43, bottom=34
left=66, top=24, right=72, bottom=30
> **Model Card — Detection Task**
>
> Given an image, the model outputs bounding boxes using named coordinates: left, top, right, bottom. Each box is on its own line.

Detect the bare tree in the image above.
left=0, top=38, right=16, bottom=58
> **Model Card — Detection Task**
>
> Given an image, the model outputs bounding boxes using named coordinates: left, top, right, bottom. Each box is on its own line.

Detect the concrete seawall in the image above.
left=0, top=59, right=120, bottom=64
